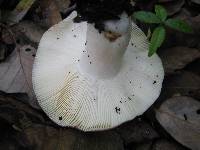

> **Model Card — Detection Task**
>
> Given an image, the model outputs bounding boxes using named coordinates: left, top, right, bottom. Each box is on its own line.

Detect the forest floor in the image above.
left=0, top=0, right=200, bottom=150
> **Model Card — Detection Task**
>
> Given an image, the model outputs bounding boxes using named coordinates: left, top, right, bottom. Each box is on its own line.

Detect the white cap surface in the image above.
left=32, top=11, right=164, bottom=131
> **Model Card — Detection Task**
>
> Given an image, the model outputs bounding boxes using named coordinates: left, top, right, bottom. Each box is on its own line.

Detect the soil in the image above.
left=72, top=0, right=134, bottom=32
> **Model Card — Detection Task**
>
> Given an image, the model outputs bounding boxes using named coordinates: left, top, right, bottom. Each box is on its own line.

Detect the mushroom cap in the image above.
left=32, top=11, right=164, bottom=131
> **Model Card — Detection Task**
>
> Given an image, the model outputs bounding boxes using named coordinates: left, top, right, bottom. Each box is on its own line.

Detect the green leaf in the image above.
left=165, top=19, right=193, bottom=33
left=148, top=26, right=166, bottom=57
left=155, top=5, right=167, bottom=21
left=133, top=11, right=161, bottom=24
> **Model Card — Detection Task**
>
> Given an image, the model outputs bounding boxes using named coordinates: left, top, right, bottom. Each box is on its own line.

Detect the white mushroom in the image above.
left=32, top=11, right=164, bottom=131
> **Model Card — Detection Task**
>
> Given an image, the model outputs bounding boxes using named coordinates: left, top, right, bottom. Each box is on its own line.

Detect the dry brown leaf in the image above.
left=161, top=71, right=200, bottom=100
left=156, top=96, right=200, bottom=150
left=21, top=124, right=124, bottom=150
left=39, top=0, right=62, bottom=27
left=159, top=0, right=185, bottom=16
left=0, top=49, right=27, bottom=93
left=189, top=0, right=200, bottom=4
left=135, top=142, right=152, bottom=150
left=12, top=21, right=45, bottom=44
left=0, top=44, right=6, bottom=61
left=160, top=47, right=200, bottom=74
left=0, top=92, right=45, bottom=125
left=6, top=0, right=36, bottom=25
left=174, top=8, right=191, bottom=20
left=164, top=13, right=200, bottom=48
left=116, top=119, right=159, bottom=144
left=151, top=139, right=186, bottom=150
left=189, top=15, right=200, bottom=34
left=0, top=46, right=39, bottom=108
left=0, top=93, right=124, bottom=150
left=54, top=0, right=70, bottom=13
left=158, top=0, right=174, bottom=2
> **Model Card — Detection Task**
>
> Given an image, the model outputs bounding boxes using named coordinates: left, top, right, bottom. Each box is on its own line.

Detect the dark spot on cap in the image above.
left=57, top=37, right=59, bottom=40
left=90, top=61, right=92, bottom=64
left=73, top=35, right=77, bottom=37
left=131, top=43, right=134, bottom=46
left=59, top=116, right=62, bottom=120
left=153, top=81, right=157, bottom=84
left=115, top=107, right=120, bottom=114
left=136, top=57, right=138, bottom=59
left=78, top=59, right=80, bottom=62
left=85, top=41, right=87, bottom=45
left=32, top=54, right=36, bottom=57
left=83, top=50, right=86, bottom=52
left=120, top=101, right=122, bottom=103
left=88, top=55, right=90, bottom=57
left=94, top=98, right=96, bottom=100
left=150, top=64, right=152, bottom=66
left=69, top=72, right=71, bottom=74
left=183, top=114, right=187, bottom=120
left=129, top=81, right=132, bottom=84
left=156, top=75, right=159, bottom=77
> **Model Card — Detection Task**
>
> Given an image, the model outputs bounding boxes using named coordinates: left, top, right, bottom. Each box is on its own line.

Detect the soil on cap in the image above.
left=71, top=0, right=134, bottom=32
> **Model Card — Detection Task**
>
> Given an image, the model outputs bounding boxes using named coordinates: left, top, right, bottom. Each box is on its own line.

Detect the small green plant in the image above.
left=133, top=5, right=193, bottom=57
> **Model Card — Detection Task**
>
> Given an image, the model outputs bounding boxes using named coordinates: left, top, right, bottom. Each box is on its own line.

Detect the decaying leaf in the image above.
left=135, top=141, right=152, bottom=150
left=161, top=71, right=200, bottom=100
left=189, top=0, right=200, bottom=5
left=19, top=124, right=124, bottom=150
left=116, top=118, right=159, bottom=144
left=0, top=24, right=16, bottom=60
left=151, top=139, right=186, bottom=150
left=185, top=59, right=200, bottom=76
left=54, top=0, right=70, bottom=13
left=0, top=46, right=39, bottom=108
left=174, top=8, right=191, bottom=19
left=0, top=49, right=28, bottom=93
left=156, top=96, right=200, bottom=150
left=0, top=44, right=6, bottom=61
left=158, top=0, right=174, bottom=2
left=74, top=130, right=124, bottom=150
left=5, top=0, right=36, bottom=25
left=0, top=92, right=46, bottom=126
left=160, top=0, right=185, bottom=16
left=189, top=15, right=200, bottom=34
left=12, top=21, right=45, bottom=44
left=1, top=26, right=15, bottom=45
left=164, top=13, right=200, bottom=49
left=160, top=47, right=200, bottom=74
left=39, top=0, right=62, bottom=27
left=0, top=90, right=124, bottom=150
